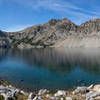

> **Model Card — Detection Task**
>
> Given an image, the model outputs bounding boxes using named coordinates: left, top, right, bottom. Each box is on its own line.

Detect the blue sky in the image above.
left=0, top=0, right=100, bottom=32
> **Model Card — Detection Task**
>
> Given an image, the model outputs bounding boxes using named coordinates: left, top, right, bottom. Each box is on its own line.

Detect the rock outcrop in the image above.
left=1, top=18, right=100, bottom=48
left=0, top=30, right=9, bottom=48
left=1, top=81, right=100, bottom=100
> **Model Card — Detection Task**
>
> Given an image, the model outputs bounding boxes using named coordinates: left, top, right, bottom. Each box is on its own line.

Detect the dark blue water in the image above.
left=0, top=48, right=100, bottom=91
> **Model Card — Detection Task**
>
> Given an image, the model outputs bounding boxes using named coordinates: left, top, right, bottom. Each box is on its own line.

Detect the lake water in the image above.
left=0, top=48, right=100, bottom=91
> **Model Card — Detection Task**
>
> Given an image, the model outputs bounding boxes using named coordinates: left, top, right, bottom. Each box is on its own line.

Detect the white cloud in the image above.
left=34, top=0, right=82, bottom=9
left=32, top=0, right=99, bottom=24
left=2, top=0, right=100, bottom=24
left=4, top=24, right=31, bottom=32
left=31, top=0, right=100, bottom=24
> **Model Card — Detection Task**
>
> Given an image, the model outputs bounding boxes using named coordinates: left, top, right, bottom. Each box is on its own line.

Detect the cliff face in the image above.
left=1, top=18, right=100, bottom=48
left=0, top=30, right=9, bottom=48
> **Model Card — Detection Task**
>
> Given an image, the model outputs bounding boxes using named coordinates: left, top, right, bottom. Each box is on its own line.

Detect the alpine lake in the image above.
left=0, top=48, right=100, bottom=92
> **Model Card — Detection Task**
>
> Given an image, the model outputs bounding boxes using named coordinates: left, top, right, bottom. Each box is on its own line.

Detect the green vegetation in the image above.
left=31, top=40, right=54, bottom=47
left=11, top=37, right=54, bottom=48
left=0, top=79, right=10, bottom=86
left=0, top=95, right=4, bottom=100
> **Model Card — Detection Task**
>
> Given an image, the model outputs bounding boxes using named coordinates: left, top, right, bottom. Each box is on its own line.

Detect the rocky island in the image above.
left=1, top=18, right=100, bottom=49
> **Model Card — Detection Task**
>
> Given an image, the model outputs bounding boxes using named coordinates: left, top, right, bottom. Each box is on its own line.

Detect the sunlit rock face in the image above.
left=2, top=18, right=100, bottom=48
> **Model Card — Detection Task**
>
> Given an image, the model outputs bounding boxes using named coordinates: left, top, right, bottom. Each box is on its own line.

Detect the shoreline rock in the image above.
left=1, top=79, right=100, bottom=100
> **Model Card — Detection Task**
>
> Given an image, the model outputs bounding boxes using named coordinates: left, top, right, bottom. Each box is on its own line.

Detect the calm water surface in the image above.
left=0, top=48, right=100, bottom=91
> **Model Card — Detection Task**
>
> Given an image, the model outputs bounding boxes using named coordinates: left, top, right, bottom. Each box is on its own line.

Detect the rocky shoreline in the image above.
left=0, top=79, right=100, bottom=100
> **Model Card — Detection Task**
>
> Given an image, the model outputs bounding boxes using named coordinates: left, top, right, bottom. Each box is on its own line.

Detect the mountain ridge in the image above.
left=1, top=18, right=100, bottom=48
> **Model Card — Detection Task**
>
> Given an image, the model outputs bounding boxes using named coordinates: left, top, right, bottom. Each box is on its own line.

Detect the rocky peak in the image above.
left=47, top=19, right=58, bottom=26
left=60, top=18, right=73, bottom=23
left=81, top=19, right=100, bottom=26
left=79, top=18, right=100, bottom=34
left=46, top=18, right=76, bottom=26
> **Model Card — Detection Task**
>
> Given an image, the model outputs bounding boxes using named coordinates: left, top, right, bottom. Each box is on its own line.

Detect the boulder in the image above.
left=60, top=97, right=64, bottom=100
left=19, top=90, right=25, bottom=95
left=54, top=90, right=66, bottom=97
left=65, top=97, right=72, bottom=100
left=38, top=89, right=49, bottom=95
left=28, top=92, right=35, bottom=100
left=33, top=96, right=43, bottom=100
left=73, top=86, right=88, bottom=94
left=86, top=91, right=100, bottom=100
left=0, top=84, right=26, bottom=100
left=92, top=85, right=100, bottom=92
left=49, top=96, right=59, bottom=100
left=88, top=84, right=94, bottom=90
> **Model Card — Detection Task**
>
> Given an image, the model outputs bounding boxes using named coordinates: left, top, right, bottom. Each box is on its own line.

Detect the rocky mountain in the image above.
left=0, top=30, right=9, bottom=48
left=1, top=18, right=100, bottom=48
left=79, top=19, right=100, bottom=34
left=8, top=18, right=78, bottom=48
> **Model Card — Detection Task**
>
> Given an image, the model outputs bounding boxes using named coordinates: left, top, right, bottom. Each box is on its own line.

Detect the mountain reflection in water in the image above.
left=0, top=48, right=100, bottom=91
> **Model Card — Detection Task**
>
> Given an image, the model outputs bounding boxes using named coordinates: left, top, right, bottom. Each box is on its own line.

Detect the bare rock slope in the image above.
left=2, top=18, right=100, bottom=48
left=0, top=30, right=9, bottom=48
left=55, top=19, right=100, bottom=48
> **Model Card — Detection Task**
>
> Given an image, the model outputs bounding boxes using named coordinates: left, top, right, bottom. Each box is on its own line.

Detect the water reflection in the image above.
left=0, top=48, right=100, bottom=91
left=6, top=48, right=100, bottom=75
